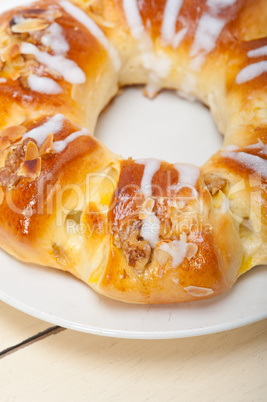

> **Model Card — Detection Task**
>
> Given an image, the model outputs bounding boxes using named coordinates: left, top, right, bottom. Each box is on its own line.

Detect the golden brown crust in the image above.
left=0, top=0, right=265, bottom=303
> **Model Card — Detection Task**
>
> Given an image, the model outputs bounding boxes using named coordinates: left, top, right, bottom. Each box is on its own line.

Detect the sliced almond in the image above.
left=139, top=211, right=148, bottom=220
left=25, top=141, right=39, bottom=161
left=180, top=232, right=187, bottom=243
left=11, top=19, right=49, bottom=33
left=0, top=187, right=4, bottom=205
left=18, top=157, right=41, bottom=180
left=143, top=197, right=155, bottom=212
left=1, top=43, right=20, bottom=62
left=43, top=67, right=62, bottom=80
left=184, top=286, right=213, bottom=297
left=39, top=132, right=53, bottom=156
left=186, top=243, right=198, bottom=260
left=1, top=125, right=27, bottom=141
left=9, top=70, right=21, bottom=81
left=155, top=248, right=171, bottom=267
left=0, top=136, right=10, bottom=152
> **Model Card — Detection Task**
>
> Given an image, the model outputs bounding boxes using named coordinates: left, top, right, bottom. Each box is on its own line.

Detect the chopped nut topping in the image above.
left=184, top=286, right=213, bottom=297
left=9, top=70, right=21, bottom=81
left=43, top=67, right=62, bottom=80
left=0, top=126, right=27, bottom=142
left=180, top=232, right=187, bottom=243
left=113, top=220, right=151, bottom=273
left=186, top=243, right=198, bottom=260
left=1, top=42, right=20, bottom=62
left=204, top=172, right=227, bottom=195
left=0, top=168, right=19, bottom=187
left=11, top=19, right=49, bottom=33
left=25, top=141, right=39, bottom=161
left=155, top=248, right=171, bottom=267
left=39, top=132, right=53, bottom=156
left=18, top=157, right=41, bottom=181
left=139, top=197, right=155, bottom=220
left=18, top=76, right=30, bottom=90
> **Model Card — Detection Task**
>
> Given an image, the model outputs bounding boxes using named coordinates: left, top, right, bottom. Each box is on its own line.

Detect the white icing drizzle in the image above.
left=221, top=151, right=267, bottom=179
left=122, top=0, right=171, bottom=86
left=158, top=240, right=188, bottom=268
left=20, top=42, right=86, bottom=85
left=248, top=45, right=267, bottom=58
left=23, top=114, right=65, bottom=146
left=174, top=163, right=200, bottom=188
left=0, top=0, right=34, bottom=15
left=122, top=0, right=144, bottom=40
left=206, top=0, right=236, bottom=8
left=245, top=141, right=267, bottom=155
left=0, top=78, right=7, bottom=83
left=224, top=145, right=239, bottom=152
left=53, top=128, right=89, bottom=153
left=184, top=286, right=213, bottom=297
left=161, top=0, right=186, bottom=49
left=41, top=22, right=70, bottom=56
left=60, top=1, right=121, bottom=72
left=235, top=61, right=267, bottom=84
left=171, top=27, right=188, bottom=50
left=140, top=213, right=161, bottom=249
left=136, top=158, right=161, bottom=248
left=190, top=13, right=225, bottom=70
left=136, top=158, right=160, bottom=196
left=27, top=74, right=63, bottom=95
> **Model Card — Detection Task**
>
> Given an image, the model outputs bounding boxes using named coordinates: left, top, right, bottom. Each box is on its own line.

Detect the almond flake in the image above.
left=156, top=248, right=171, bottom=266
left=39, top=132, right=53, bottom=156
left=18, top=157, right=41, bottom=180
left=1, top=43, right=21, bottom=62
left=1, top=126, right=27, bottom=141
left=12, top=19, right=49, bottom=33
left=139, top=211, right=148, bottom=220
left=180, top=232, right=187, bottom=243
left=184, top=286, right=214, bottom=297
left=186, top=243, right=198, bottom=260
left=9, top=70, right=21, bottom=81
left=0, top=136, right=10, bottom=152
left=143, top=197, right=155, bottom=212
left=25, top=141, right=39, bottom=161
left=0, top=187, right=4, bottom=205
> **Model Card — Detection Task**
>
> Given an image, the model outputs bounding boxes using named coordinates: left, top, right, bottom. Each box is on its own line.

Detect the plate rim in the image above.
left=1, top=290, right=266, bottom=339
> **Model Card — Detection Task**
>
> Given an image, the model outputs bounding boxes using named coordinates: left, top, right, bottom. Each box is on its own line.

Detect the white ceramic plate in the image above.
left=1, top=88, right=267, bottom=339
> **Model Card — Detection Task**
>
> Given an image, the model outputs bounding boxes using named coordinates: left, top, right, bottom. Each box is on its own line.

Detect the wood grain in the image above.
left=0, top=312, right=266, bottom=402
left=0, top=302, right=52, bottom=351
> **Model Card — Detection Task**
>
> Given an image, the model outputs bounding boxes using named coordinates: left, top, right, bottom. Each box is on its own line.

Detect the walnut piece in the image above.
left=113, top=220, right=151, bottom=273
left=204, top=172, right=227, bottom=195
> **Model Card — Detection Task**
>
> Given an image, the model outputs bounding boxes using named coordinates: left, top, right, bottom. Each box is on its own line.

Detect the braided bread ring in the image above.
left=0, top=0, right=266, bottom=304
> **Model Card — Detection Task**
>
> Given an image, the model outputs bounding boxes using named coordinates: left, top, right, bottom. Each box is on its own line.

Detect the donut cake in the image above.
left=0, top=0, right=266, bottom=304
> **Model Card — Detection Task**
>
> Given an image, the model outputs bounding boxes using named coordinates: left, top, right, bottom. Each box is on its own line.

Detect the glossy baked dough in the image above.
left=0, top=0, right=266, bottom=303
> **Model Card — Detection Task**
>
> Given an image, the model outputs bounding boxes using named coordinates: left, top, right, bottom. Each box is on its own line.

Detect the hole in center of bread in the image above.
left=95, top=87, right=223, bottom=166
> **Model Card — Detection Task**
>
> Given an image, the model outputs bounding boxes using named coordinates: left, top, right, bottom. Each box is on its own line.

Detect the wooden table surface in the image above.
left=0, top=301, right=266, bottom=401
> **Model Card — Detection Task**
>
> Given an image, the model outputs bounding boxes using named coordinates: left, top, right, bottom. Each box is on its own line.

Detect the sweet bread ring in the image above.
left=0, top=0, right=266, bottom=304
